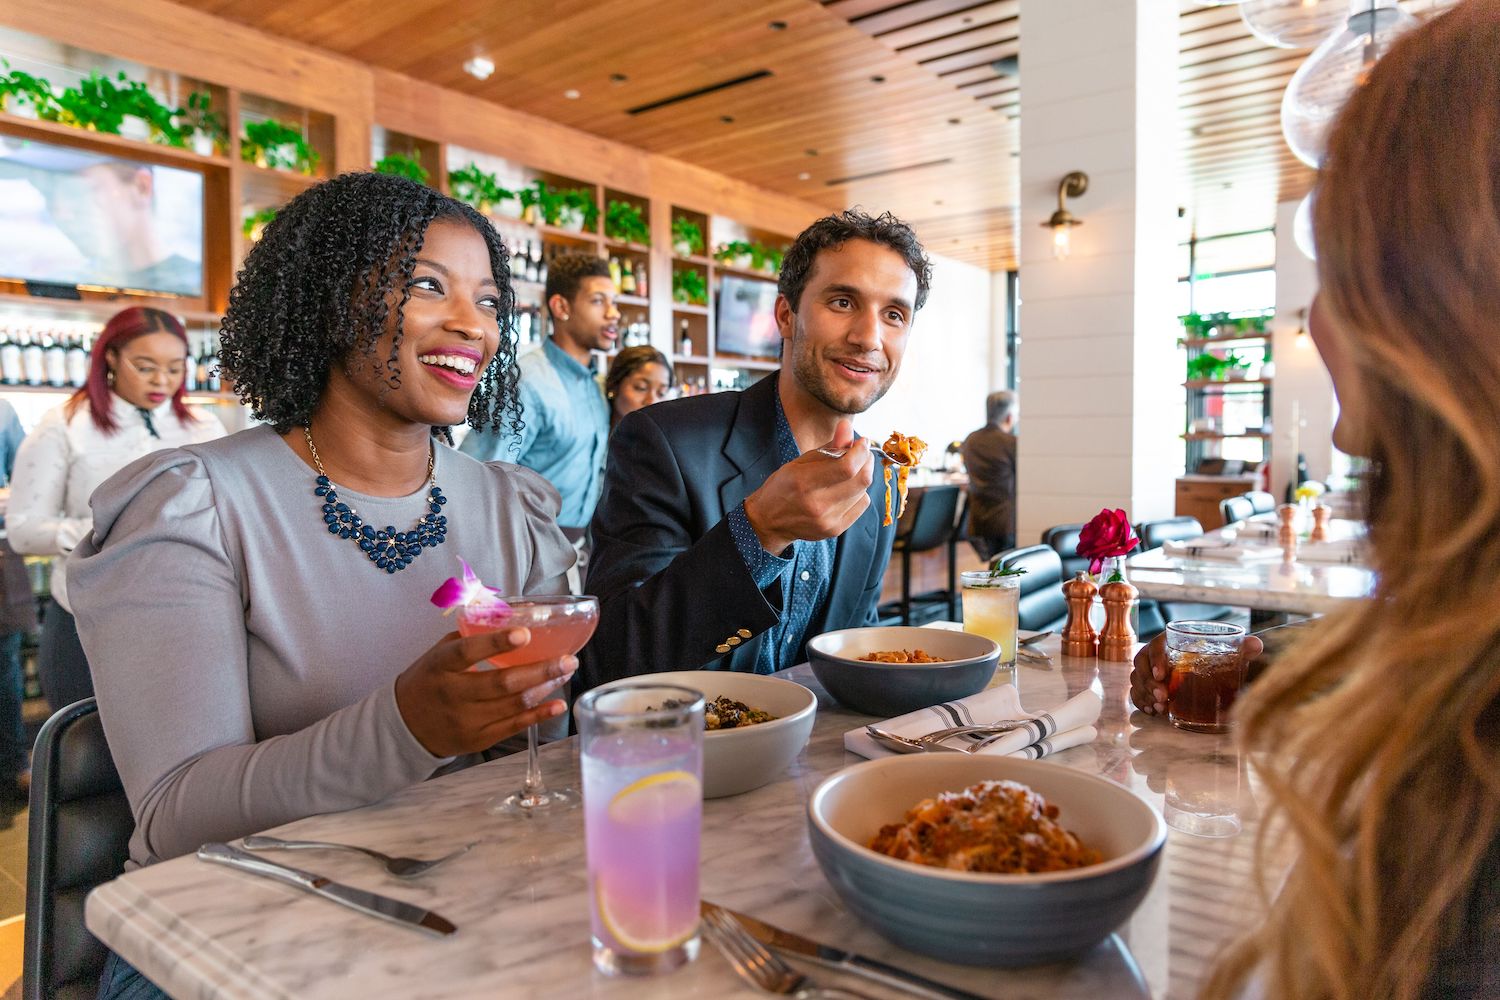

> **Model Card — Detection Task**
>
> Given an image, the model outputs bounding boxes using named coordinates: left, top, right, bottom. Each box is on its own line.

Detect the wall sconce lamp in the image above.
left=1042, top=171, right=1089, bottom=260
left=1295, top=306, right=1311, bottom=348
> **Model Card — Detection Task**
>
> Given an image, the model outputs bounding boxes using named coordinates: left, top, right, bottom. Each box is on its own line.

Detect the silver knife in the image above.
left=714, top=904, right=987, bottom=1000
left=197, top=842, right=457, bottom=937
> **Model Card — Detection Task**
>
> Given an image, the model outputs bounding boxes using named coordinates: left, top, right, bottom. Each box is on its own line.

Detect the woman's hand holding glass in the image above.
left=394, top=627, right=576, bottom=757
left=1129, top=631, right=1262, bottom=717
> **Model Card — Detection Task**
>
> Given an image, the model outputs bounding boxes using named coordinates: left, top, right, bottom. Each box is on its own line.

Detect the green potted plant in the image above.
left=605, top=200, right=650, bottom=246
left=672, top=267, right=708, bottom=306
left=0, top=61, right=54, bottom=120
left=177, top=91, right=227, bottom=156
left=749, top=242, right=784, bottom=275
left=1180, top=312, right=1208, bottom=340
left=241, top=119, right=319, bottom=175
left=46, top=72, right=127, bottom=134
left=448, top=163, right=511, bottom=215
left=555, top=187, right=597, bottom=231
left=373, top=151, right=430, bottom=185
left=1186, top=353, right=1227, bottom=382
left=116, top=77, right=183, bottom=146
left=1223, top=352, right=1253, bottom=381
left=713, top=240, right=753, bottom=270
left=242, top=206, right=278, bottom=242
left=671, top=217, right=704, bottom=258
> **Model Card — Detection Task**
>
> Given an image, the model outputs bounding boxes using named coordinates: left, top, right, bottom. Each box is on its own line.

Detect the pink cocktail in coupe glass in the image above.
left=457, top=594, right=599, bottom=815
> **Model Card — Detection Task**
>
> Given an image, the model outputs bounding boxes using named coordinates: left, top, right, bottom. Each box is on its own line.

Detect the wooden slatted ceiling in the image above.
left=167, top=0, right=1454, bottom=272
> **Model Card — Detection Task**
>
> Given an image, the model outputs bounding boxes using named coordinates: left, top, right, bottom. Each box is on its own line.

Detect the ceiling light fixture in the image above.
left=463, top=56, right=495, bottom=81
left=564, top=88, right=581, bottom=100
left=797, top=171, right=811, bottom=180
left=768, top=20, right=787, bottom=30
left=1041, top=171, right=1088, bottom=260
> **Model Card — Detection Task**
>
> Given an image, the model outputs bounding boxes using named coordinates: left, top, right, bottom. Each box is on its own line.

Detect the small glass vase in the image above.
left=1089, top=556, right=1138, bottom=632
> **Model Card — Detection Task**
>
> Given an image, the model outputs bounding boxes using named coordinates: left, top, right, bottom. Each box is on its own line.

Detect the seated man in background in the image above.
left=581, top=209, right=932, bottom=688
left=961, top=389, right=1017, bottom=559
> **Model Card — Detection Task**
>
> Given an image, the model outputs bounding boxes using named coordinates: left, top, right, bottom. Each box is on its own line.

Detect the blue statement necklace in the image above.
left=304, top=427, right=448, bottom=573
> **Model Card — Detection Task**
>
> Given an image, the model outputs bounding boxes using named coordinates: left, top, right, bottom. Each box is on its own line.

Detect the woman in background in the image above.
left=603, top=345, right=673, bottom=429
left=7, top=307, right=225, bottom=710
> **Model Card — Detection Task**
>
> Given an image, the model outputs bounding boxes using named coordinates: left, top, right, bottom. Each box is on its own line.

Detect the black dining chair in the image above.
left=880, top=484, right=963, bottom=626
left=1134, top=516, right=1243, bottom=628
left=993, top=545, right=1069, bottom=633
left=1244, top=490, right=1277, bottom=515
left=1040, top=523, right=1090, bottom=580
left=24, top=698, right=134, bottom=1000
left=1220, top=495, right=1255, bottom=525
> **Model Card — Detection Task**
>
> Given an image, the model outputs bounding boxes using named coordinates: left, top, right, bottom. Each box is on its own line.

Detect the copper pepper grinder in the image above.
left=1098, top=579, right=1138, bottom=662
left=1277, top=503, right=1298, bottom=560
left=1061, top=572, right=1099, bottom=657
left=1310, top=504, right=1330, bottom=543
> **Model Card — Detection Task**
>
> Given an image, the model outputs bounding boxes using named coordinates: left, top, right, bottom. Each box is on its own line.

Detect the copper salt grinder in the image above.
left=1277, top=503, right=1298, bottom=560
left=1098, top=579, right=1138, bottom=662
left=1310, top=504, right=1330, bottom=543
left=1061, top=572, right=1098, bottom=657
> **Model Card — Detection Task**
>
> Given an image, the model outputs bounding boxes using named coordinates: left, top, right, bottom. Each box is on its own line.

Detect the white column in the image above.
left=1016, top=0, right=1181, bottom=546
left=1269, top=199, right=1333, bottom=498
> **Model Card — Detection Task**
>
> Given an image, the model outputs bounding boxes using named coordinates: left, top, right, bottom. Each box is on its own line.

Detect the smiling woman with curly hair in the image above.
left=65, top=173, right=579, bottom=999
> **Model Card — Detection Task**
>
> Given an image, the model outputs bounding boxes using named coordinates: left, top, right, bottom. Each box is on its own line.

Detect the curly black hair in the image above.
left=218, top=172, right=521, bottom=436
left=777, top=208, right=933, bottom=313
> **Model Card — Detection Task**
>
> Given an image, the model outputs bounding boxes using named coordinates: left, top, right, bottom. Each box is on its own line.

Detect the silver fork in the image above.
left=816, top=445, right=898, bottom=464
left=241, top=835, right=475, bottom=878
left=702, top=905, right=877, bottom=999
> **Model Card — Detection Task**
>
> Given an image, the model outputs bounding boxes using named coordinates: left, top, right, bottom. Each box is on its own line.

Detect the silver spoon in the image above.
left=242, top=835, right=476, bottom=878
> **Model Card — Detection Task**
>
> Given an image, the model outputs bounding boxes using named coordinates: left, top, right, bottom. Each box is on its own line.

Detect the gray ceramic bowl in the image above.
left=593, top=671, right=816, bottom=798
left=805, top=626, right=999, bottom=717
left=808, top=754, right=1165, bottom=966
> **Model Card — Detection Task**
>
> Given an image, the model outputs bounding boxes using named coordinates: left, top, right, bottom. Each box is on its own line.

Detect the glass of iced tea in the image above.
left=960, top=570, right=1020, bottom=670
left=1164, top=620, right=1248, bottom=734
left=576, top=684, right=704, bottom=976
left=457, top=594, right=599, bottom=815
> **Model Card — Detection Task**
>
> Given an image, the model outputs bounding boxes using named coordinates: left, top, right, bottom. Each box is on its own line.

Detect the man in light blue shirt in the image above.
left=461, top=253, right=616, bottom=535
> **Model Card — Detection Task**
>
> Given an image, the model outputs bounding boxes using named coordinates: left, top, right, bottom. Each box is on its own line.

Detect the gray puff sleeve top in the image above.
left=67, top=425, right=575, bottom=867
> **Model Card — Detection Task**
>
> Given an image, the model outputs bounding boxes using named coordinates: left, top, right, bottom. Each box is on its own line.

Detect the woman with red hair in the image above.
left=8, top=306, right=225, bottom=710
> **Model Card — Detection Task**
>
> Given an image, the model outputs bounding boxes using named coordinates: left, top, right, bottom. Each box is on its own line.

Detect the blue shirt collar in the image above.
left=542, top=336, right=594, bottom=381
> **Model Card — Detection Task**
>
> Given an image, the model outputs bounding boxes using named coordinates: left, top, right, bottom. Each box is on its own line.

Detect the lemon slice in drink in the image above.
left=596, top=770, right=701, bottom=953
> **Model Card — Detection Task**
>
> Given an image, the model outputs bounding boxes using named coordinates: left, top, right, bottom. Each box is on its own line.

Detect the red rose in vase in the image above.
left=1077, top=508, right=1140, bottom=575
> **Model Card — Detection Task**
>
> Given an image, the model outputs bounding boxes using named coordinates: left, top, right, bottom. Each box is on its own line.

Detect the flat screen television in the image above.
left=715, top=274, right=781, bottom=359
left=0, top=137, right=205, bottom=297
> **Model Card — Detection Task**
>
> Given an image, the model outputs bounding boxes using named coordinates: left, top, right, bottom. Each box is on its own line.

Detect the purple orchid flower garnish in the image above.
left=430, top=557, right=508, bottom=615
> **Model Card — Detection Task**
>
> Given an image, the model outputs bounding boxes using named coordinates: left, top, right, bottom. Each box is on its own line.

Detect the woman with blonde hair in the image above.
left=1134, top=3, right=1500, bottom=997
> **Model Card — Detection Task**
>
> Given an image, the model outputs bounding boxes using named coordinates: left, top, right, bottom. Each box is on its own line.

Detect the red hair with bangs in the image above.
left=64, top=307, right=198, bottom=435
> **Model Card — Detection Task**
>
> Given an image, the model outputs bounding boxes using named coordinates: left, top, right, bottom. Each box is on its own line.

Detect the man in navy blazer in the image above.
left=581, top=210, right=932, bottom=688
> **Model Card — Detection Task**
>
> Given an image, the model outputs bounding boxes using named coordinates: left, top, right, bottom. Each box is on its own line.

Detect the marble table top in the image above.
left=1128, top=517, right=1375, bottom=614
left=87, top=636, right=1288, bottom=1000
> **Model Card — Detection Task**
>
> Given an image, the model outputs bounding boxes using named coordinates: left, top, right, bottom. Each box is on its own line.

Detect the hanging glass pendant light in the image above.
left=1293, top=190, right=1317, bottom=260
left=1280, top=0, right=1419, bottom=167
left=1240, top=0, right=1349, bottom=50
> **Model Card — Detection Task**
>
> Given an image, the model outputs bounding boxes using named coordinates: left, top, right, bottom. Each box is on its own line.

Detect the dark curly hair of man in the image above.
left=218, top=172, right=520, bottom=436
left=777, top=208, right=932, bottom=313
left=544, top=252, right=611, bottom=318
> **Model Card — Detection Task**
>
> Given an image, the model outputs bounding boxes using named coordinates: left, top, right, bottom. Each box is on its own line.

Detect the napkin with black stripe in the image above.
left=843, top=685, right=1101, bottom=760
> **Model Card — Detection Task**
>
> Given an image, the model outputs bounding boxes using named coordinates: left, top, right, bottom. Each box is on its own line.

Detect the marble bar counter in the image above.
left=87, top=637, right=1286, bottom=1000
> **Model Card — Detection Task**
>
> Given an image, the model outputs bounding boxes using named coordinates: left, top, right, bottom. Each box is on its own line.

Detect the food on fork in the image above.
left=869, top=779, right=1101, bottom=873
left=880, top=432, right=928, bottom=527
left=856, top=649, right=950, bottom=663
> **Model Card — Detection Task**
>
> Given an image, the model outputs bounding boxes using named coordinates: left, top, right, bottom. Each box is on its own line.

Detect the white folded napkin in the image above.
left=844, top=685, right=1102, bottom=760
left=1296, top=538, right=1365, bottom=564
left=1163, top=536, right=1283, bottom=562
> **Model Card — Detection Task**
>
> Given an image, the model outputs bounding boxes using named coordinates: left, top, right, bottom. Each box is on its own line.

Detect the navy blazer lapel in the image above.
left=717, top=375, right=782, bottom=514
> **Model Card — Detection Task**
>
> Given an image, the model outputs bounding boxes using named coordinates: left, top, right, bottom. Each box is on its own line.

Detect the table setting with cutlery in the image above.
left=85, top=615, right=1270, bottom=1000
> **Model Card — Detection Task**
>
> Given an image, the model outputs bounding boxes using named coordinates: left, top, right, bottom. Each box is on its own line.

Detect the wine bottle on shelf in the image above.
left=206, top=341, right=222, bottom=393
left=678, top=319, right=692, bottom=356
left=509, top=240, right=525, bottom=280
left=608, top=256, right=623, bottom=293
left=619, top=260, right=636, bottom=295
left=535, top=241, right=548, bottom=286
left=21, top=332, right=45, bottom=387
left=66, top=335, right=88, bottom=388
left=634, top=260, right=648, bottom=298
left=43, top=332, right=67, bottom=387
left=183, top=335, right=199, bottom=393
left=0, top=327, right=20, bottom=386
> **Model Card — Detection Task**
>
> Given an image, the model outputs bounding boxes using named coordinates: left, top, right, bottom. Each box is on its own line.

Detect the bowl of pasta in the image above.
left=807, top=753, right=1165, bottom=966
left=805, top=626, right=999, bottom=717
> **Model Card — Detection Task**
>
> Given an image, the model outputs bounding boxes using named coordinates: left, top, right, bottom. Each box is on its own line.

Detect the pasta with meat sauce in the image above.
left=868, top=780, right=1101, bottom=874
left=880, top=432, right=927, bottom=527
left=856, top=649, right=949, bottom=663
